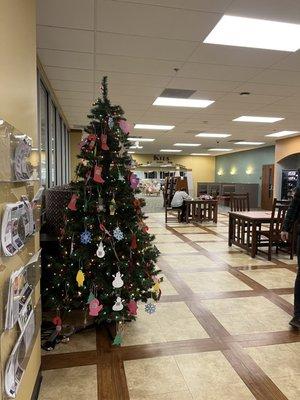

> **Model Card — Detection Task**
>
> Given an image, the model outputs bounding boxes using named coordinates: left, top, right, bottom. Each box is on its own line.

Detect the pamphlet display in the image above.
left=1, top=197, right=35, bottom=256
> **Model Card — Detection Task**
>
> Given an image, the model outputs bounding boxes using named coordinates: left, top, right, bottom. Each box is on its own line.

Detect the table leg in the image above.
left=185, top=203, right=189, bottom=223
left=213, top=203, right=218, bottom=223
left=251, top=221, right=257, bottom=258
left=228, top=215, right=233, bottom=246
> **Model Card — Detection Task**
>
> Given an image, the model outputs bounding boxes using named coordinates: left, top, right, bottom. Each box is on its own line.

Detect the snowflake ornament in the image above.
left=80, top=230, right=92, bottom=244
left=108, top=116, right=114, bottom=129
left=113, top=227, right=124, bottom=241
left=145, top=302, right=156, bottom=314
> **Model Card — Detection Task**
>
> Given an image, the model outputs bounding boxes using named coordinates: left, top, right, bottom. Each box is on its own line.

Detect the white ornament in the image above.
left=112, top=296, right=124, bottom=311
left=96, top=241, right=105, bottom=258
left=112, top=272, right=124, bottom=288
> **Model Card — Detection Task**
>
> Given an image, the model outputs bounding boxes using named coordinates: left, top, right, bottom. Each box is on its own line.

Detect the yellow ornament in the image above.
left=76, top=269, right=85, bottom=287
left=152, top=282, right=160, bottom=293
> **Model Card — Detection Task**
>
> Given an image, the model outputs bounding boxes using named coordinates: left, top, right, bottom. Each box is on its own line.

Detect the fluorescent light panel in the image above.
left=265, top=130, right=299, bottom=137
left=209, top=148, right=232, bottom=152
left=128, top=151, right=135, bottom=154
left=195, top=132, right=231, bottom=138
left=233, top=116, right=284, bottom=123
left=204, top=15, right=300, bottom=52
left=153, top=97, right=214, bottom=108
left=235, top=141, right=265, bottom=145
left=134, top=124, right=174, bottom=130
left=128, top=138, right=155, bottom=142
left=130, top=145, right=143, bottom=149
left=174, top=143, right=201, bottom=147
left=160, top=149, right=182, bottom=153
left=190, top=153, right=212, bottom=156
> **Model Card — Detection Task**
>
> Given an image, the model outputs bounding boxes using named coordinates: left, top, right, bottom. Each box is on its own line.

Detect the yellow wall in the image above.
left=0, top=1, right=40, bottom=399
left=70, top=131, right=82, bottom=180
left=133, top=154, right=216, bottom=196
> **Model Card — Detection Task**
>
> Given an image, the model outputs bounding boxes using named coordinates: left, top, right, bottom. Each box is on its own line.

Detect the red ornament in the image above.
left=89, top=298, right=103, bottom=316
left=130, top=234, right=137, bottom=249
left=142, top=226, right=149, bottom=233
left=93, top=165, right=104, bottom=183
left=127, top=300, right=138, bottom=315
left=88, top=134, right=97, bottom=149
left=101, top=133, right=109, bottom=150
left=99, top=224, right=105, bottom=231
left=52, top=316, right=62, bottom=326
left=68, top=194, right=79, bottom=211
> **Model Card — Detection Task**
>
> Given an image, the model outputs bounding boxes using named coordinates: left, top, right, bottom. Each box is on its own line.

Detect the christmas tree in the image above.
left=43, top=77, right=161, bottom=335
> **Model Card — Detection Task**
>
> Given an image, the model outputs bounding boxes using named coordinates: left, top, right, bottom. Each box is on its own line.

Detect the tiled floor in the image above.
left=40, top=211, right=299, bottom=400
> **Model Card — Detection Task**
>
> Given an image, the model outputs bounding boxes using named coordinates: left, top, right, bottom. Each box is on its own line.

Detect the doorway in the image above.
left=261, top=164, right=274, bottom=210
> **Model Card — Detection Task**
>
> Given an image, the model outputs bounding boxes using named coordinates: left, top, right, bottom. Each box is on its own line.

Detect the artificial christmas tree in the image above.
left=43, top=77, right=161, bottom=342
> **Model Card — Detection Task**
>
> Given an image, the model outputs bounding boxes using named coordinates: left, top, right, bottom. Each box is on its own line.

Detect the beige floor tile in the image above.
left=173, top=226, right=208, bottom=233
left=280, top=293, right=294, bottom=304
left=156, top=243, right=198, bottom=254
left=159, top=275, right=178, bottom=296
left=149, top=227, right=173, bottom=234
left=202, top=296, right=291, bottom=335
left=184, top=234, right=225, bottom=242
left=175, top=351, right=255, bottom=400
left=163, top=254, right=222, bottom=269
left=274, top=254, right=298, bottom=265
left=39, top=365, right=97, bottom=400
left=221, top=253, right=276, bottom=267
left=124, top=356, right=188, bottom=399
left=241, top=268, right=296, bottom=289
left=272, top=375, right=300, bottom=400
left=179, top=271, right=251, bottom=293
left=154, top=234, right=184, bottom=243
left=131, top=391, right=193, bottom=400
left=42, top=328, right=96, bottom=356
left=208, top=226, right=230, bottom=233
left=199, top=242, right=241, bottom=253
left=122, top=302, right=208, bottom=346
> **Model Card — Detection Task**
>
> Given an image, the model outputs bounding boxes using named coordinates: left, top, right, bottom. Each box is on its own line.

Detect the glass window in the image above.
left=55, top=113, right=62, bottom=186
left=49, top=100, right=56, bottom=187
left=39, top=83, right=48, bottom=186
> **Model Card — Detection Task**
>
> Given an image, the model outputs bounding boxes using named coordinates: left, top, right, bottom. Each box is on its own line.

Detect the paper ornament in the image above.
left=130, top=234, right=137, bottom=249
left=89, top=298, right=103, bottom=316
left=112, top=272, right=124, bottom=288
left=127, top=300, right=138, bottom=316
left=101, top=133, right=109, bottom=150
left=88, top=134, right=97, bottom=149
left=113, top=227, right=124, bottom=241
left=145, top=302, right=156, bottom=314
left=118, top=173, right=125, bottom=182
left=112, top=296, right=124, bottom=311
left=110, top=198, right=116, bottom=215
left=130, top=173, right=139, bottom=189
left=80, top=230, right=92, bottom=244
left=76, top=270, right=85, bottom=287
left=119, top=119, right=131, bottom=134
left=68, top=194, right=78, bottom=211
left=112, top=333, right=122, bottom=346
left=96, top=241, right=105, bottom=258
left=93, top=165, right=105, bottom=183
left=87, top=292, right=96, bottom=304
left=108, top=117, right=114, bottom=129
left=98, top=197, right=104, bottom=212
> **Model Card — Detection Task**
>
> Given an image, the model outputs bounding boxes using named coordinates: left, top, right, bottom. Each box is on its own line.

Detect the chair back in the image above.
left=271, top=198, right=290, bottom=233
left=230, top=193, right=250, bottom=212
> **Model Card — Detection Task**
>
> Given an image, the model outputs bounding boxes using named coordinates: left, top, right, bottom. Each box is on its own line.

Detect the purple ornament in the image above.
left=130, top=173, right=139, bottom=189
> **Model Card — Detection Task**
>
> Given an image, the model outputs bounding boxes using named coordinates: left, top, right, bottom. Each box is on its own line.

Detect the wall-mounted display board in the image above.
left=0, top=120, right=39, bottom=183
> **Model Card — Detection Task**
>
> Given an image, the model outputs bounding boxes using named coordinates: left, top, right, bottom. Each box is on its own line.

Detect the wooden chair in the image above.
left=256, top=198, right=293, bottom=260
left=165, top=203, right=181, bottom=223
left=230, top=193, right=250, bottom=212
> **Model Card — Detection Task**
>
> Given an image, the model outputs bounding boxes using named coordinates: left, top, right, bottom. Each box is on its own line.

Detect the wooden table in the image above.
left=184, top=199, right=218, bottom=224
left=228, top=210, right=272, bottom=258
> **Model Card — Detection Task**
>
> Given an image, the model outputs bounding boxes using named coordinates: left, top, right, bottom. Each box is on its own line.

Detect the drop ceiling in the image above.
left=37, top=0, right=300, bottom=155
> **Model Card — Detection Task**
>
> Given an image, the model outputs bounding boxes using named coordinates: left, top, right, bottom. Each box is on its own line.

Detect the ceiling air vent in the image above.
left=160, top=88, right=196, bottom=98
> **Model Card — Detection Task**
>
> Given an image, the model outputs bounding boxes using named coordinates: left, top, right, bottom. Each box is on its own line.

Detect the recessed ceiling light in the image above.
left=134, top=124, right=174, bottom=130
left=190, top=153, right=212, bottom=156
left=128, top=151, right=135, bottom=154
left=130, top=145, right=143, bottom=149
left=31, top=147, right=39, bottom=151
left=265, top=130, right=299, bottom=137
left=195, top=132, right=231, bottom=138
left=204, top=15, right=300, bottom=52
left=128, top=138, right=155, bottom=142
left=0, top=119, right=4, bottom=125
left=233, top=116, right=284, bottom=123
left=153, top=97, right=214, bottom=108
left=160, top=149, right=182, bottom=153
left=174, top=143, right=201, bottom=147
left=209, top=148, right=232, bottom=152
left=235, top=141, right=265, bottom=145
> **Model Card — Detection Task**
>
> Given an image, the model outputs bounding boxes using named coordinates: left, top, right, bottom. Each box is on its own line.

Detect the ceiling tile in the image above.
left=95, top=70, right=170, bottom=87
left=168, top=77, right=242, bottom=92
left=51, top=80, right=94, bottom=92
left=250, top=69, right=300, bottom=86
left=37, top=0, right=94, bottom=29
left=97, top=0, right=220, bottom=41
left=55, top=90, right=94, bottom=100
left=38, top=49, right=94, bottom=69
left=114, top=0, right=232, bottom=12
left=96, top=32, right=198, bottom=61
left=37, top=26, right=94, bottom=53
left=233, top=82, right=299, bottom=97
left=271, top=52, right=300, bottom=72
left=219, top=92, right=285, bottom=105
left=45, top=66, right=94, bottom=82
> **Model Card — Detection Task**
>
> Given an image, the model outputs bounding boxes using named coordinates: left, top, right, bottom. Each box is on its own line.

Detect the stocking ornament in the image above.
left=88, top=134, right=97, bottom=149
left=130, top=173, right=139, bottom=189
left=127, top=300, right=138, bottom=316
left=68, top=194, right=78, bottom=211
left=93, top=165, right=104, bottom=183
left=101, top=133, right=109, bottom=150
left=89, top=298, right=103, bottom=316
left=96, top=241, right=105, bottom=258
left=112, top=297, right=124, bottom=311
left=112, top=272, right=124, bottom=288
left=130, top=234, right=137, bottom=249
